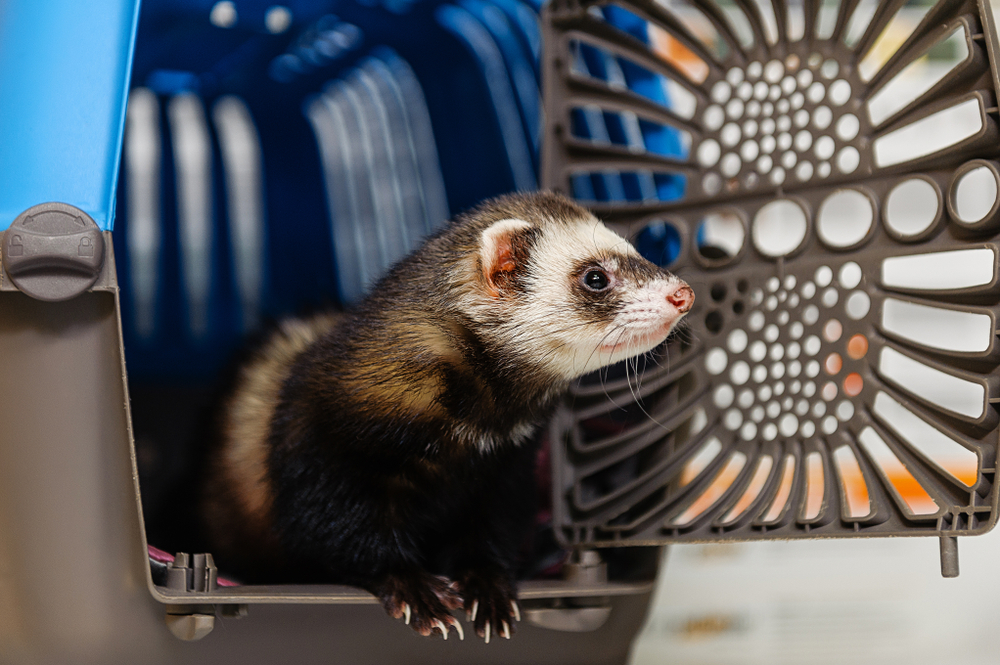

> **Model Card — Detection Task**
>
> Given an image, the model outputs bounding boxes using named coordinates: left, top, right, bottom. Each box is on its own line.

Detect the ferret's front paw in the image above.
left=376, top=571, right=464, bottom=639
left=455, top=570, right=520, bottom=643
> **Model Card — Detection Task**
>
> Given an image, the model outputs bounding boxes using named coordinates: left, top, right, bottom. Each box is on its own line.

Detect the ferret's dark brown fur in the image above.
left=203, top=191, right=693, bottom=641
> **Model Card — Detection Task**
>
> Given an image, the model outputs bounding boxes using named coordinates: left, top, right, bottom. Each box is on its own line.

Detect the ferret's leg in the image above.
left=448, top=445, right=537, bottom=641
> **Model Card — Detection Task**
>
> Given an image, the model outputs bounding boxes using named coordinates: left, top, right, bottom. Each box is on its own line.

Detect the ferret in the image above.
left=202, top=191, right=693, bottom=641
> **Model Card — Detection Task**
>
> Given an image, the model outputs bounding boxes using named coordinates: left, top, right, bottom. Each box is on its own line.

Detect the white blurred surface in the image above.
left=631, top=530, right=1000, bottom=664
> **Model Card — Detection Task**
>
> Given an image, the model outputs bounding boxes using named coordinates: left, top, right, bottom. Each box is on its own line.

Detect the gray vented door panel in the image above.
left=541, top=0, right=1000, bottom=548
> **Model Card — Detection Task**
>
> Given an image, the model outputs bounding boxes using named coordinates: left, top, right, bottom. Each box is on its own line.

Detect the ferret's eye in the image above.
left=583, top=269, right=610, bottom=291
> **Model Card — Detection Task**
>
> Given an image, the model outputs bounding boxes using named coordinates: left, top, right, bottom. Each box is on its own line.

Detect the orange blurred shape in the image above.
left=843, top=372, right=863, bottom=396
left=847, top=334, right=868, bottom=359
left=648, top=25, right=709, bottom=83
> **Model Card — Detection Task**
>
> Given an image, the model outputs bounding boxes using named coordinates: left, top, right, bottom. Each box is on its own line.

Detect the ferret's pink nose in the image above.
left=667, top=285, right=694, bottom=313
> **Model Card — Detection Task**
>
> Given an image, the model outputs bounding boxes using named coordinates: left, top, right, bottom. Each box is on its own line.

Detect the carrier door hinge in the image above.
left=162, top=552, right=248, bottom=641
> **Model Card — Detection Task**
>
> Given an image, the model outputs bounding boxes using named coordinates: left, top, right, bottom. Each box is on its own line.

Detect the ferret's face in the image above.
left=476, top=208, right=694, bottom=381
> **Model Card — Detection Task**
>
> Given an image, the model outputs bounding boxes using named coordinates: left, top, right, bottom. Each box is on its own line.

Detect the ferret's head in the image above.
left=455, top=192, right=694, bottom=382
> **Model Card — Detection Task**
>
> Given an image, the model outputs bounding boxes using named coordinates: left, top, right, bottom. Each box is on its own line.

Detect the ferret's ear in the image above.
left=479, top=218, right=534, bottom=295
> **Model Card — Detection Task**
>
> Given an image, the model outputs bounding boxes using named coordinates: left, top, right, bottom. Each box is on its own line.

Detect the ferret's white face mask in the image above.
left=476, top=216, right=694, bottom=381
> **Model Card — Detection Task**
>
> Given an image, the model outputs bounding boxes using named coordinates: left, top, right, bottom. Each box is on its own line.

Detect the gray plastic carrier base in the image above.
left=540, top=0, right=1000, bottom=563
left=0, top=227, right=656, bottom=664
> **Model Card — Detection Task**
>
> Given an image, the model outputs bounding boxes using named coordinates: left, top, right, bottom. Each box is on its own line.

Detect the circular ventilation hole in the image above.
left=777, top=133, right=793, bottom=152
left=813, top=106, right=832, bottom=129
left=727, top=67, right=745, bottom=85
left=836, top=400, right=854, bottom=421
left=747, top=100, right=761, bottom=117
left=757, top=155, right=774, bottom=173
left=770, top=167, right=786, bottom=185
left=821, top=380, right=838, bottom=401
left=726, top=98, right=745, bottom=119
left=711, top=282, right=728, bottom=302
left=721, top=123, right=741, bottom=147
left=777, top=99, right=791, bottom=114
left=705, top=310, right=724, bottom=333
left=760, top=134, right=776, bottom=154
left=736, top=82, right=753, bottom=101
left=748, top=312, right=765, bottom=332
left=813, top=401, right=827, bottom=417
left=845, top=291, right=870, bottom=319
left=727, top=328, right=748, bottom=353
left=836, top=147, right=860, bottom=173
left=796, top=162, right=814, bottom=181
left=635, top=221, right=682, bottom=266
left=821, top=59, right=839, bottom=79
left=743, top=119, right=759, bottom=137
left=781, top=75, right=796, bottom=95
left=815, top=265, right=833, bottom=287
left=822, top=287, right=839, bottom=308
left=843, top=372, right=863, bottom=397
left=794, top=130, right=813, bottom=152
left=838, top=262, right=862, bottom=289
left=817, top=189, right=874, bottom=248
left=823, top=319, right=842, bottom=342
left=696, top=211, right=745, bottom=261
left=769, top=85, right=782, bottom=101
left=703, top=173, right=722, bottom=195
left=787, top=340, right=801, bottom=357
left=800, top=420, right=816, bottom=438
left=807, top=81, right=826, bottom=104
left=786, top=53, right=801, bottom=70
left=777, top=115, right=792, bottom=132
left=790, top=92, right=805, bottom=109
left=697, top=140, right=722, bottom=167
left=797, top=69, right=813, bottom=88
left=731, top=360, right=751, bottom=385
left=715, top=384, right=735, bottom=408
left=803, top=305, right=819, bottom=326
left=749, top=339, right=766, bottom=360
left=752, top=200, right=808, bottom=257
left=817, top=162, right=832, bottom=178
left=764, top=60, right=784, bottom=83
left=793, top=109, right=810, bottom=128
left=741, top=141, right=760, bottom=162
left=724, top=408, right=743, bottom=430
left=733, top=300, right=745, bottom=315
left=720, top=153, right=742, bottom=177
left=705, top=348, right=728, bottom=374
left=885, top=178, right=939, bottom=238
left=704, top=105, right=725, bottom=131
left=762, top=102, right=774, bottom=116
left=754, top=81, right=769, bottom=100
left=753, top=365, right=768, bottom=383
left=836, top=114, right=860, bottom=140
left=711, top=80, right=732, bottom=103
left=828, top=80, right=851, bottom=106
left=741, top=421, right=758, bottom=441
left=779, top=413, right=799, bottom=437
left=814, top=136, right=835, bottom=160
left=825, top=353, right=842, bottom=375
left=822, top=415, right=838, bottom=435
left=804, top=334, right=821, bottom=355
left=761, top=118, right=776, bottom=136
left=764, top=324, right=779, bottom=342
left=953, top=164, right=999, bottom=224
left=781, top=151, right=798, bottom=169
left=847, top=334, right=868, bottom=359
left=769, top=343, right=784, bottom=361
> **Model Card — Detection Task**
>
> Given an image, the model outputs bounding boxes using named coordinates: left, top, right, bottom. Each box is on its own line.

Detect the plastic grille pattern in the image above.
left=541, top=0, right=1000, bottom=546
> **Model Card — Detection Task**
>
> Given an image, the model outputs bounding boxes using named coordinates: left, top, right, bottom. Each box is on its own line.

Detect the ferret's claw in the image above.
left=403, top=603, right=411, bottom=625
left=470, top=599, right=479, bottom=622
left=434, top=619, right=449, bottom=640
left=502, top=621, right=510, bottom=640
left=485, top=621, right=491, bottom=644
left=449, top=616, right=465, bottom=641
left=511, top=600, right=521, bottom=622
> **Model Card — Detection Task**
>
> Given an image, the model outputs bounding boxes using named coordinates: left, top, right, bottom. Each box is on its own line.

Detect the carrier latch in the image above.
left=1, top=202, right=105, bottom=301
